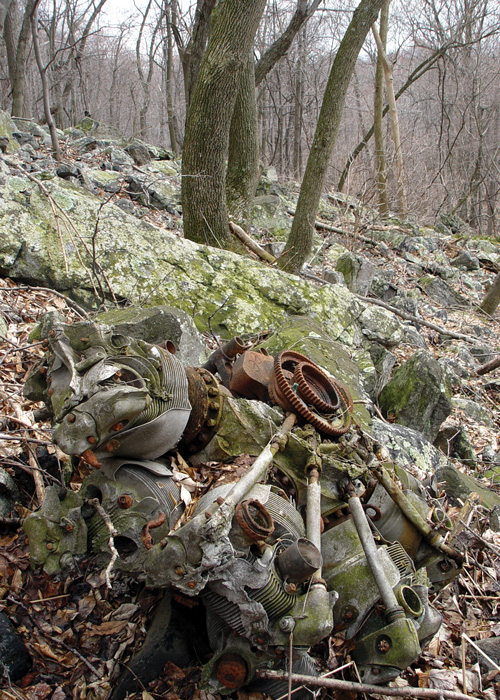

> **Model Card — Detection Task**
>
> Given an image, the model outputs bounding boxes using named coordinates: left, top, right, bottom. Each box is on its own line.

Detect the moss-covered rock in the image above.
left=0, top=109, right=19, bottom=153
left=378, top=350, right=452, bottom=442
left=436, top=464, right=500, bottom=509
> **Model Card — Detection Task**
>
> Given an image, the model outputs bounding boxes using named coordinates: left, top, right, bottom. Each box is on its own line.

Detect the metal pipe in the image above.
left=373, top=464, right=462, bottom=563
left=347, top=488, right=404, bottom=620
left=306, top=467, right=322, bottom=579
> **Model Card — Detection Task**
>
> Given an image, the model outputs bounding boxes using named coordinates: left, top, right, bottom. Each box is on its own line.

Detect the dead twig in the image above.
left=91, top=498, right=119, bottom=588
left=459, top=519, right=500, bottom=558
left=254, top=669, right=476, bottom=700
left=476, top=355, right=500, bottom=376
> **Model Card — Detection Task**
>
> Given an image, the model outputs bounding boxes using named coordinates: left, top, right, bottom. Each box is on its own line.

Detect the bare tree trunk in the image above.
left=31, top=0, right=61, bottom=161
left=4, top=0, right=35, bottom=117
left=373, top=0, right=389, bottom=216
left=164, top=3, right=179, bottom=154
left=181, top=0, right=266, bottom=248
left=372, top=23, right=407, bottom=217
left=480, top=272, right=500, bottom=316
left=293, top=26, right=305, bottom=180
left=279, top=0, right=385, bottom=274
left=226, top=52, right=260, bottom=224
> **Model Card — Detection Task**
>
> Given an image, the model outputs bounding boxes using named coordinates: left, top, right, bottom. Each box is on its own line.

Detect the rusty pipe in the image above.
left=372, top=464, right=462, bottom=564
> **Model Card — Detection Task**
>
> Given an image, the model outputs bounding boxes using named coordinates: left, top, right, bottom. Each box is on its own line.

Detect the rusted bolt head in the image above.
left=117, top=495, right=133, bottom=509
left=64, top=523, right=74, bottom=533
left=187, top=581, right=196, bottom=589
left=174, top=566, right=184, bottom=576
left=208, top=387, right=218, bottom=396
left=376, top=637, right=391, bottom=654
left=343, top=609, right=354, bottom=621
left=49, top=329, right=56, bottom=337
left=203, top=375, right=211, bottom=384
left=216, top=496, right=225, bottom=506
left=46, top=542, right=54, bottom=550
left=284, top=582, right=296, bottom=594
left=112, top=422, right=124, bottom=432
left=204, top=511, right=212, bottom=520
left=216, top=653, right=247, bottom=690
left=209, top=401, right=219, bottom=411
left=42, top=338, right=49, bottom=347
left=206, top=418, right=216, bottom=428
left=105, top=439, right=120, bottom=453
left=87, top=436, right=96, bottom=445
left=66, top=413, right=76, bottom=423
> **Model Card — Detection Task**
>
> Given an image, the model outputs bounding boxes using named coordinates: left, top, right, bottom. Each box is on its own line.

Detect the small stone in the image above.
left=451, top=251, right=480, bottom=270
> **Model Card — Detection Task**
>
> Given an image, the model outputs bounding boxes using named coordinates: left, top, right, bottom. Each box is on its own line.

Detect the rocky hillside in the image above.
left=1, top=109, right=500, bottom=699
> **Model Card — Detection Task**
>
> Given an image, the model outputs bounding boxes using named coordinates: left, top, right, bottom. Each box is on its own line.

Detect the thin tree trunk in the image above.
left=5, top=0, right=35, bottom=117
left=165, top=4, right=178, bottom=154
left=373, top=0, right=389, bottom=215
left=480, top=272, right=500, bottom=316
left=372, top=23, right=407, bottom=217
left=279, top=0, right=385, bottom=274
left=31, top=1, right=61, bottom=161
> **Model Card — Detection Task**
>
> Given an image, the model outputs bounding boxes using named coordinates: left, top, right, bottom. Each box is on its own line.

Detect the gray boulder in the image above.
left=336, top=252, right=374, bottom=295
left=378, top=350, right=452, bottom=442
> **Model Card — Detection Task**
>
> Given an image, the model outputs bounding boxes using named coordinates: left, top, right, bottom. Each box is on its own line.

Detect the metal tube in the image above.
left=306, top=468, right=322, bottom=579
left=348, top=490, right=403, bottom=619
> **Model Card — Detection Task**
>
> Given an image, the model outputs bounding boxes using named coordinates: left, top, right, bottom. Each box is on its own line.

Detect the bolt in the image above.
left=206, top=418, right=216, bottom=427
left=343, top=609, right=354, bottom=621
left=377, top=638, right=391, bottom=654
left=48, top=388, right=54, bottom=396
left=117, top=495, right=133, bottom=509
left=42, top=338, right=49, bottom=347
left=105, top=439, right=120, bottom=453
left=204, top=511, right=212, bottom=520
left=112, top=422, right=124, bottom=431
left=439, top=559, right=451, bottom=573
left=87, top=436, right=96, bottom=444
left=187, top=581, right=196, bottom=589
left=284, top=582, right=296, bottom=594
left=217, top=496, right=225, bottom=506
left=67, top=413, right=76, bottom=423
left=209, top=401, right=219, bottom=411
left=65, top=523, right=74, bottom=532
left=203, top=375, right=211, bottom=384
left=174, top=566, right=184, bottom=576
left=49, top=329, right=56, bottom=337
left=208, top=387, right=218, bottom=396
left=46, top=542, right=54, bottom=550
left=372, top=668, right=380, bottom=676
left=39, top=367, right=47, bottom=375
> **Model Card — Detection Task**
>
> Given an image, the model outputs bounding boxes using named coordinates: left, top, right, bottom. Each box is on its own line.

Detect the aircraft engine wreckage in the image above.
left=23, top=319, right=463, bottom=696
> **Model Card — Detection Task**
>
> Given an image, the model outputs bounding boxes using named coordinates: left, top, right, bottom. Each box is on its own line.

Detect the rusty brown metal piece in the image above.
left=80, top=448, right=101, bottom=468
left=202, top=337, right=251, bottom=388
left=269, top=351, right=353, bottom=436
left=181, top=367, right=224, bottom=454
left=293, top=362, right=341, bottom=412
left=234, top=499, right=275, bottom=542
left=229, top=350, right=274, bottom=401
left=142, top=511, right=166, bottom=550
left=216, top=653, right=248, bottom=690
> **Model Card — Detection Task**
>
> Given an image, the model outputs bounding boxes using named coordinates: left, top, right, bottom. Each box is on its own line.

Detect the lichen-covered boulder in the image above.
left=0, top=109, right=19, bottom=153
left=370, top=418, right=446, bottom=475
left=378, top=350, right=452, bottom=442
left=0, top=173, right=403, bottom=352
left=336, top=252, right=374, bottom=295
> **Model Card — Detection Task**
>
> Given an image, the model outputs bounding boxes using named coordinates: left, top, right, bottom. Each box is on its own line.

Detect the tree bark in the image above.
left=4, top=0, right=35, bottom=117
left=372, top=23, right=407, bottom=217
left=480, top=272, right=500, bottom=316
left=373, top=0, right=389, bottom=215
left=182, top=0, right=267, bottom=248
left=279, top=0, right=385, bottom=274
left=226, top=52, right=260, bottom=224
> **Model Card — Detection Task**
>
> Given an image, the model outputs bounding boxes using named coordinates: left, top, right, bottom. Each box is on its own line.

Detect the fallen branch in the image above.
left=459, top=519, right=500, bottom=558
left=91, top=498, right=119, bottom=588
left=1, top=284, right=89, bottom=318
left=229, top=221, right=276, bottom=264
left=254, top=669, right=476, bottom=700
left=355, top=295, right=482, bottom=345
left=475, top=355, right=500, bottom=376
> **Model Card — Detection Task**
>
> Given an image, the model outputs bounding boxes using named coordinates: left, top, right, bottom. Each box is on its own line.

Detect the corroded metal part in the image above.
left=269, top=351, right=353, bottom=436
left=180, top=367, right=224, bottom=453
left=229, top=350, right=274, bottom=401
left=202, top=337, right=251, bottom=389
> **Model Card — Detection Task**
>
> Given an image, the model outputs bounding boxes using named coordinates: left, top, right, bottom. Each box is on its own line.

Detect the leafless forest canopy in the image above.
left=2, top=0, right=500, bottom=234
